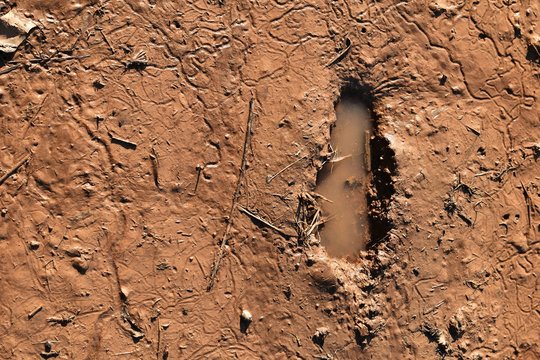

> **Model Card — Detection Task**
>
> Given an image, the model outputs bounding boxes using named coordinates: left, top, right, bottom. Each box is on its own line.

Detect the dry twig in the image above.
left=266, top=155, right=307, bottom=184
left=325, top=38, right=352, bottom=67
left=0, top=152, right=31, bottom=186
left=207, top=98, right=255, bottom=291
left=238, top=205, right=293, bottom=238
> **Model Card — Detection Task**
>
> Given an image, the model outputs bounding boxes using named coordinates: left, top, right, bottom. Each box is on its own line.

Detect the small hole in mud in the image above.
left=316, top=82, right=396, bottom=258
left=439, top=74, right=448, bottom=85
left=477, top=147, right=486, bottom=156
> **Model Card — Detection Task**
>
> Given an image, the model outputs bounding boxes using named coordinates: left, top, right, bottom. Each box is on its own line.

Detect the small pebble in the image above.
left=312, top=327, right=330, bottom=346
left=241, top=309, right=252, bottom=323
left=72, top=259, right=89, bottom=274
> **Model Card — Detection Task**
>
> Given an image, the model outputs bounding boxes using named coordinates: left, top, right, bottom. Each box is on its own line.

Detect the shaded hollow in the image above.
left=316, top=84, right=396, bottom=257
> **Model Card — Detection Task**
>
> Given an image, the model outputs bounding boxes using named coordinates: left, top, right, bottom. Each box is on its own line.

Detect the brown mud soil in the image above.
left=0, top=1, right=538, bottom=359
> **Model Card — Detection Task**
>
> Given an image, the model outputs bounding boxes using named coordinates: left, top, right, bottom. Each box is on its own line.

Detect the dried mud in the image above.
left=0, top=1, right=538, bottom=359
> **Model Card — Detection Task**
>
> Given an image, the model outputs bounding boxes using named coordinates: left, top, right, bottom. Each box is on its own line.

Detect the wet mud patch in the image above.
left=316, top=81, right=397, bottom=258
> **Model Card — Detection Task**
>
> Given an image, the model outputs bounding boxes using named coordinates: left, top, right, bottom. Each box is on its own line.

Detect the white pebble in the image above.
left=241, top=309, right=252, bottom=322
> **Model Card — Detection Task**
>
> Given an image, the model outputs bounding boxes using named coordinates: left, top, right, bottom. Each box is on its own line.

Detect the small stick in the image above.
left=414, top=284, right=426, bottom=301
left=47, top=315, right=75, bottom=325
left=430, top=283, right=446, bottom=290
left=113, top=351, right=139, bottom=356
left=329, top=154, right=351, bottom=163
left=193, top=255, right=207, bottom=278
left=99, top=28, right=115, bottom=54
left=0, top=64, right=21, bottom=75
left=305, top=210, right=324, bottom=237
left=24, top=55, right=90, bottom=64
left=0, top=153, right=31, bottom=186
left=286, top=331, right=301, bottom=347
left=473, top=171, right=493, bottom=177
left=150, top=147, right=161, bottom=190
left=519, top=181, right=533, bottom=229
left=28, top=306, right=43, bottom=319
left=457, top=211, right=473, bottom=227
left=238, top=205, right=292, bottom=237
left=364, top=130, right=371, bottom=172
left=266, top=155, right=307, bottom=183
left=311, top=192, right=334, bottom=203
left=32, top=55, right=91, bottom=63
left=108, top=132, right=137, bottom=149
left=193, top=164, right=203, bottom=193
left=423, top=300, right=446, bottom=315
left=6, top=55, right=90, bottom=67
left=23, top=94, right=49, bottom=138
left=156, top=319, right=161, bottom=360
left=207, top=98, right=255, bottom=291
left=325, top=38, right=352, bottom=67
left=492, top=165, right=517, bottom=182
left=465, top=125, right=480, bottom=136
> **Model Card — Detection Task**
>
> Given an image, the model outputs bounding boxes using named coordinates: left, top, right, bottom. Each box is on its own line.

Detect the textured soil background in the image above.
left=0, top=0, right=539, bottom=359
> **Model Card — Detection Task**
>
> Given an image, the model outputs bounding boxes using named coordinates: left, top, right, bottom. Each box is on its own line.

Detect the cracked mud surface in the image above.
left=0, top=1, right=538, bottom=359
